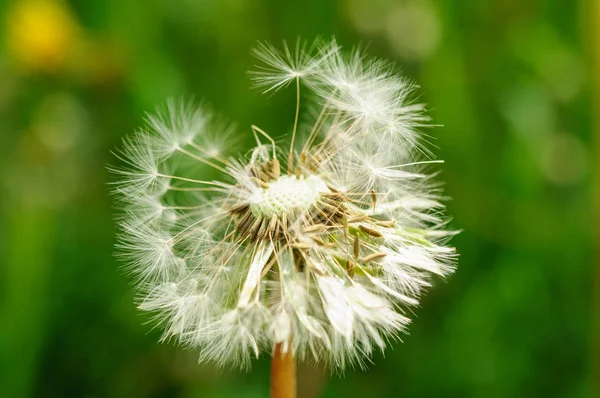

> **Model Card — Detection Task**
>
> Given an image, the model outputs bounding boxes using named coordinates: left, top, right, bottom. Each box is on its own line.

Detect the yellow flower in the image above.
left=5, top=0, right=79, bottom=74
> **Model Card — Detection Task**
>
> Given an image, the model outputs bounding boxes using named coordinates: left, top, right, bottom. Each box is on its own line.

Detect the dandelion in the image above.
left=111, top=38, right=457, bottom=398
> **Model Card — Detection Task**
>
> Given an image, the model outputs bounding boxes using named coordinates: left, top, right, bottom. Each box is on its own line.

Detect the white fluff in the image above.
left=111, top=38, right=457, bottom=371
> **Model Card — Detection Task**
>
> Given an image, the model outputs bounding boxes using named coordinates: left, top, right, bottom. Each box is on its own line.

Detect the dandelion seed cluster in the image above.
left=112, top=39, right=457, bottom=370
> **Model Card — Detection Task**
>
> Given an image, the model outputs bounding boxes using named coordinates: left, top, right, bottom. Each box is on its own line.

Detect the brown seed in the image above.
left=303, top=224, right=327, bottom=234
left=291, top=242, right=313, bottom=249
left=361, top=252, right=387, bottom=263
left=312, top=236, right=325, bottom=246
left=251, top=177, right=269, bottom=188
left=230, top=203, right=249, bottom=214
left=359, top=224, right=383, bottom=237
left=326, top=192, right=344, bottom=202
left=342, top=213, right=349, bottom=241
left=267, top=216, right=278, bottom=237
left=371, top=189, right=377, bottom=210
left=353, top=235, right=360, bottom=258
left=375, top=220, right=396, bottom=228
left=319, top=200, right=338, bottom=213
left=347, top=259, right=355, bottom=278
left=237, top=211, right=254, bottom=232
left=250, top=214, right=263, bottom=234
left=281, top=213, right=288, bottom=236
left=256, top=219, right=269, bottom=241
left=272, top=219, right=281, bottom=238
left=348, top=215, right=368, bottom=223
left=271, top=158, right=280, bottom=180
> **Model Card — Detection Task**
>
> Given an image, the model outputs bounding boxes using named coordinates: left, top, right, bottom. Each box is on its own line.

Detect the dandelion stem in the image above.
left=270, top=343, right=296, bottom=398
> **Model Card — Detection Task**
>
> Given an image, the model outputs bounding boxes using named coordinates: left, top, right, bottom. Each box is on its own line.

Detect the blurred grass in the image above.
left=0, top=0, right=592, bottom=397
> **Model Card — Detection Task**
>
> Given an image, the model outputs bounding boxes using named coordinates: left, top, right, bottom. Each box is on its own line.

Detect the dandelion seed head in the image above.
left=111, top=38, right=457, bottom=371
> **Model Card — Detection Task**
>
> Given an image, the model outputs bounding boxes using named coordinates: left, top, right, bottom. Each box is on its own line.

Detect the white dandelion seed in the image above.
left=111, top=38, right=457, bottom=371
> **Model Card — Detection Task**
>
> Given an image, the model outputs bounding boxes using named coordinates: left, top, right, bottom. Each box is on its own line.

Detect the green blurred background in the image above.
left=0, top=0, right=594, bottom=397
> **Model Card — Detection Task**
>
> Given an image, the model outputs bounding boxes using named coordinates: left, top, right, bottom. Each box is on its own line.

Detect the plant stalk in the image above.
left=270, top=343, right=296, bottom=398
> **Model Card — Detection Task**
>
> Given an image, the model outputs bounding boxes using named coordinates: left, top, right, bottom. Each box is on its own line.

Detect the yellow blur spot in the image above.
left=5, top=0, right=80, bottom=74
